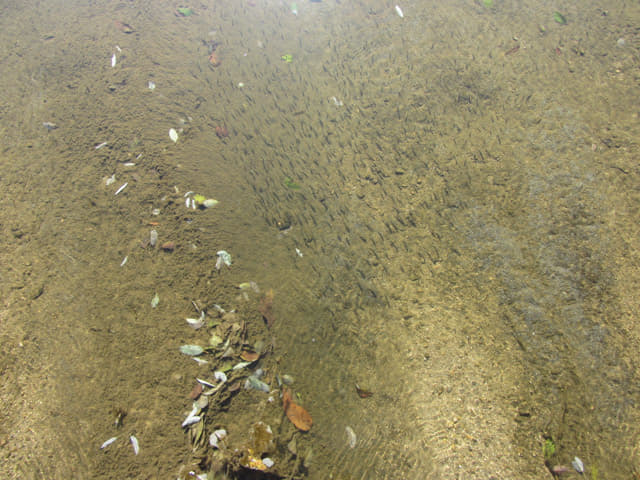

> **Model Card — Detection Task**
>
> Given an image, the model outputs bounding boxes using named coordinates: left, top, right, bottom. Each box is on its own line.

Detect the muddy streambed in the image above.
left=1, top=0, right=640, bottom=479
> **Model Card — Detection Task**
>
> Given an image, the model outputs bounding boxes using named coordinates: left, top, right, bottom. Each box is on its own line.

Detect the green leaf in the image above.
left=552, top=11, right=567, bottom=25
left=284, top=177, right=301, bottom=189
left=177, top=7, right=194, bottom=17
left=542, top=438, right=556, bottom=459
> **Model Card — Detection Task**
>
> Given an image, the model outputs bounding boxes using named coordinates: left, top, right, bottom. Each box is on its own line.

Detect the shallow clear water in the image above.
left=1, top=0, right=639, bottom=479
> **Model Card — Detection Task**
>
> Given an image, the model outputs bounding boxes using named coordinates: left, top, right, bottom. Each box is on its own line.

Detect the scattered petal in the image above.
left=180, top=344, right=204, bottom=356
left=181, top=415, right=201, bottom=427
left=572, top=457, right=584, bottom=474
left=209, top=429, right=227, bottom=448
left=150, top=292, right=159, bottom=308
left=130, top=435, right=139, bottom=455
left=114, top=182, right=128, bottom=195
left=232, top=361, right=252, bottom=370
left=196, top=377, right=216, bottom=388
left=186, top=317, right=204, bottom=329
left=216, top=250, right=232, bottom=269
left=345, top=426, right=357, bottom=448
left=100, top=437, right=118, bottom=449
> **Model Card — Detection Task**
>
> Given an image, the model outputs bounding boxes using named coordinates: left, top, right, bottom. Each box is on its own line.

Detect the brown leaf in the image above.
left=189, top=383, right=203, bottom=400
left=355, top=384, right=373, bottom=398
left=282, top=388, right=312, bottom=431
left=240, top=351, right=260, bottom=362
left=161, top=241, right=175, bottom=251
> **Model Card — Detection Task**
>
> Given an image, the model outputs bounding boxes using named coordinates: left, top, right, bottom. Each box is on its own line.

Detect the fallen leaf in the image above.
left=258, top=289, right=276, bottom=328
left=355, top=384, right=373, bottom=398
left=189, top=383, right=203, bottom=400
left=240, top=351, right=260, bottom=362
left=161, top=241, right=175, bottom=251
left=283, top=387, right=312, bottom=431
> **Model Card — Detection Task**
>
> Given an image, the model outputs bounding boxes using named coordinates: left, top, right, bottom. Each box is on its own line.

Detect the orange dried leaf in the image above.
left=240, top=351, right=260, bottom=362
left=282, top=388, right=312, bottom=432
left=189, top=383, right=203, bottom=400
